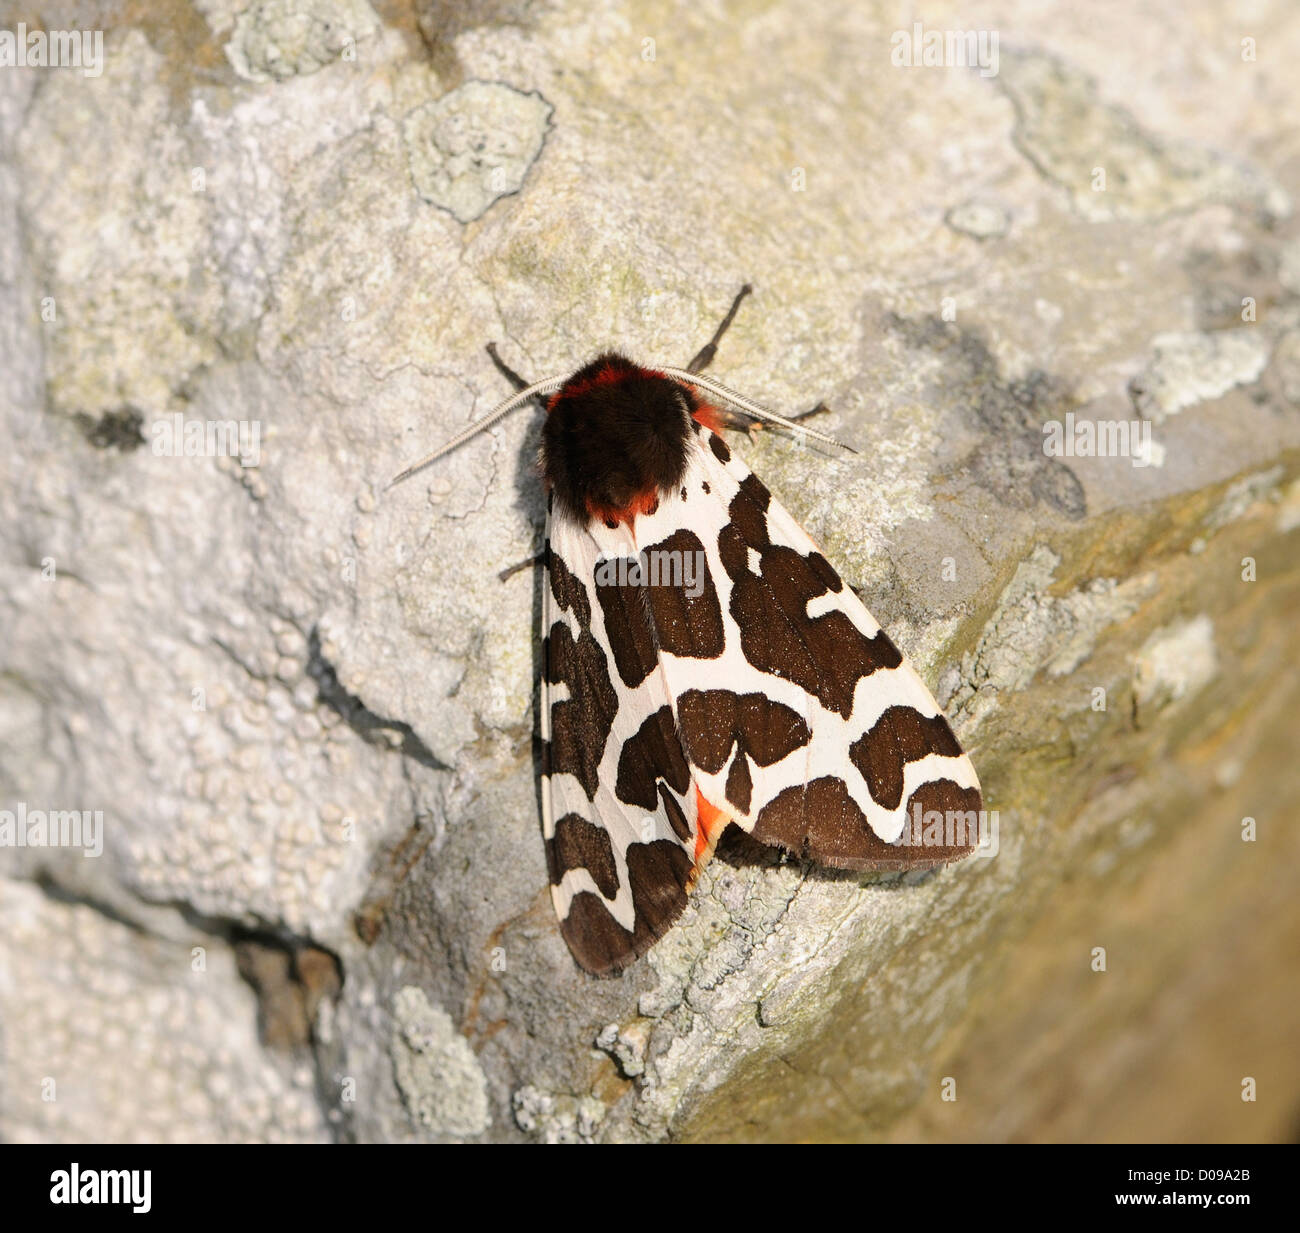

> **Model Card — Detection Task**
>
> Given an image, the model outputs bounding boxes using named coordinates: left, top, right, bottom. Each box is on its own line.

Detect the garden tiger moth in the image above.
left=393, top=287, right=984, bottom=977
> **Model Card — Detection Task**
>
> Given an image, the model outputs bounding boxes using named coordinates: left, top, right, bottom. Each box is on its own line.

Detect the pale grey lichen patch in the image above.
left=743, top=417, right=939, bottom=581
left=1129, top=330, right=1270, bottom=423
left=753, top=890, right=874, bottom=1030
left=1041, top=576, right=1156, bottom=677
left=512, top=1084, right=606, bottom=1143
left=636, top=858, right=802, bottom=1022
left=224, top=0, right=382, bottom=82
left=1204, top=465, right=1285, bottom=533
left=390, top=985, right=489, bottom=1138
left=620, top=839, right=1003, bottom=1141
left=1000, top=51, right=1290, bottom=223
left=602, top=858, right=850, bottom=1133
left=595, top=1021, right=649, bottom=1078
left=945, top=198, right=1010, bottom=239
left=1132, top=615, right=1217, bottom=715
left=947, top=545, right=1155, bottom=732
left=403, top=81, right=553, bottom=223
left=1275, top=477, right=1300, bottom=534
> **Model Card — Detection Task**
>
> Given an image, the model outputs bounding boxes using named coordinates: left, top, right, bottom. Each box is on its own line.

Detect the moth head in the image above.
left=539, top=354, right=695, bottom=526
left=387, top=348, right=852, bottom=493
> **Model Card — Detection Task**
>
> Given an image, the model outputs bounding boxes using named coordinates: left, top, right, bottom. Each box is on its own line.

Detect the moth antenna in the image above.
left=659, top=366, right=858, bottom=454
left=388, top=373, right=569, bottom=488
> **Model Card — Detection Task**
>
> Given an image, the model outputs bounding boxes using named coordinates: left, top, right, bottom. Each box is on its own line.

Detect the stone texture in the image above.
left=0, top=0, right=1297, bottom=1144
left=945, top=198, right=1010, bottom=240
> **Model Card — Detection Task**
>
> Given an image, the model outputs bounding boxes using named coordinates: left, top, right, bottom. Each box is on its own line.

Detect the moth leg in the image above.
left=718, top=399, right=832, bottom=441
left=791, top=400, right=830, bottom=424
left=484, top=342, right=549, bottom=583
left=486, top=342, right=552, bottom=412
left=485, top=341, right=530, bottom=390
left=684, top=283, right=753, bottom=374
left=498, top=553, right=544, bottom=583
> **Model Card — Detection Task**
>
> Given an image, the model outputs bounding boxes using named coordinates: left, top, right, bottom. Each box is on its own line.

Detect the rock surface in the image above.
left=1, top=0, right=1297, bottom=1142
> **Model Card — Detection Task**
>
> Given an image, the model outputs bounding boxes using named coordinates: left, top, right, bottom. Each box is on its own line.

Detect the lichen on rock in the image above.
left=403, top=80, right=553, bottom=223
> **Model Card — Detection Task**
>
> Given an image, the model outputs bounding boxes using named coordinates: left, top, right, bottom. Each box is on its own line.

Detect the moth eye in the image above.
left=646, top=498, right=660, bottom=516
left=604, top=518, right=618, bottom=529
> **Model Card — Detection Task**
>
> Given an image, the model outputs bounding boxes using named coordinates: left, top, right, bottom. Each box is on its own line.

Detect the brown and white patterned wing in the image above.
left=639, top=426, right=983, bottom=870
left=540, top=426, right=984, bottom=977
left=540, top=510, right=708, bottom=976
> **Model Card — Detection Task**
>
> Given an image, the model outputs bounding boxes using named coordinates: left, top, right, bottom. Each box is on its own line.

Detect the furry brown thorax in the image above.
left=539, top=353, right=698, bottom=527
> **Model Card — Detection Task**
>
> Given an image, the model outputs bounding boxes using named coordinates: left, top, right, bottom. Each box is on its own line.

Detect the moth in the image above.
left=393, top=287, right=982, bottom=976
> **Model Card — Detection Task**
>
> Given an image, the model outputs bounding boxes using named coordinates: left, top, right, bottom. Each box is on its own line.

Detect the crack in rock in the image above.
left=306, top=626, right=448, bottom=771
